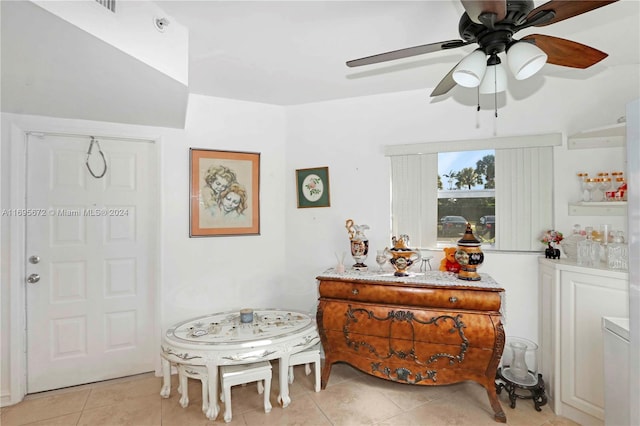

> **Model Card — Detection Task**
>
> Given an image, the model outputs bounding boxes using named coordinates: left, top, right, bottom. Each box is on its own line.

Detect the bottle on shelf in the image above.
left=607, top=231, right=628, bottom=270
left=577, top=227, right=599, bottom=266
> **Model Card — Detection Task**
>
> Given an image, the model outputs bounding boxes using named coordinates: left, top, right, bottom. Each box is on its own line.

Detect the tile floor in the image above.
left=1, top=362, right=578, bottom=426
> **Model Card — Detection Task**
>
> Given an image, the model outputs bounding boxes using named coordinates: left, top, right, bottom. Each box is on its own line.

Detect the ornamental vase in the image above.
left=346, top=219, right=369, bottom=270
left=455, top=223, right=484, bottom=281
left=384, top=235, right=421, bottom=277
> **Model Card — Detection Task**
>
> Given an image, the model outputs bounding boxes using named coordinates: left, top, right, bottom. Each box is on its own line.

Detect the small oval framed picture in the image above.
left=296, top=167, right=330, bottom=208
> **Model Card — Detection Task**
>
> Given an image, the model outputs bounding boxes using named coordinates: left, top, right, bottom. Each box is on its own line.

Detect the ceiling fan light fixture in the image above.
left=452, top=49, right=487, bottom=87
left=479, top=62, right=507, bottom=94
left=507, top=41, right=548, bottom=80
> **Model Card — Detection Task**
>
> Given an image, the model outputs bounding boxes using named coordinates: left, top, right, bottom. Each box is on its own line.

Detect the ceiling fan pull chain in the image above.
left=477, top=87, right=480, bottom=112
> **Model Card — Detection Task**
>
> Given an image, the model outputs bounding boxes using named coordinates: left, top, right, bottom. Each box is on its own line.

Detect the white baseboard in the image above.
left=1, top=392, right=15, bottom=408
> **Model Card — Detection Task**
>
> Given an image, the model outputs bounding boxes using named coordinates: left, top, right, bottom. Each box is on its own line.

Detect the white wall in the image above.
left=0, top=94, right=287, bottom=403
left=284, top=64, right=639, bottom=342
left=2, top=63, right=638, bottom=405
left=160, top=95, right=288, bottom=328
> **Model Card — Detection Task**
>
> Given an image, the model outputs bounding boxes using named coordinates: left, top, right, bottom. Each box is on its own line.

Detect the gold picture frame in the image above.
left=190, top=148, right=260, bottom=237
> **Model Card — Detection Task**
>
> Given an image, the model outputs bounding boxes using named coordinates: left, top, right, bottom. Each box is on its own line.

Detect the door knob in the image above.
left=29, top=255, right=41, bottom=264
left=27, top=273, right=40, bottom=284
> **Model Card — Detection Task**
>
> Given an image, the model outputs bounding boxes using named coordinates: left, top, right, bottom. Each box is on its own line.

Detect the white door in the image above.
left=25, top=133, right=157, bottom=393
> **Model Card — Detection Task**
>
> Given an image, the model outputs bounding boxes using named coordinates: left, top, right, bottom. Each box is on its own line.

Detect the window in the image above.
left=386, top=133, right=561, bottom=251
left=438, top=150, right=495, bottom=244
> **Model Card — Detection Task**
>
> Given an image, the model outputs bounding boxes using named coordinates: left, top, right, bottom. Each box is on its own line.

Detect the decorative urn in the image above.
left=384, top=235, right=421, bottom=277
left=455, top=223, right=484, bottom=281
left=345, top=219, right=369, bottom=270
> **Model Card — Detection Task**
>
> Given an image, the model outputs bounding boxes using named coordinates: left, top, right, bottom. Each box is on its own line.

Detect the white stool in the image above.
left=288, top=345, right=321, bottom=392
left=220, top=361, right=272, bottom=423
left=176, top=364, right=209, bottom=413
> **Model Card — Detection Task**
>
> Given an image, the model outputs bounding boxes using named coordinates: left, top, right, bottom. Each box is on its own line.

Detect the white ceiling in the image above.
left=157, top=0, right=640, bottom=105
left=1, top=1, right=638, bottom=127
left=1, top=0, right=189, bottom=127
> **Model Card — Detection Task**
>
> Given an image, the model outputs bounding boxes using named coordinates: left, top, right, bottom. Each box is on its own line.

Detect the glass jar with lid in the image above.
left=607, top=231, right=628, bottom=270
left=560, top=224, right=584, bottom=261
left=577, top=227, right=599, bottom=266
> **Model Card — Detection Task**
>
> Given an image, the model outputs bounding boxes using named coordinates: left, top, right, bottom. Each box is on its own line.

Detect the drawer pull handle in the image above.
left=352, top=289, right=359, bottom=295
left=449, top=296, right=458, bottom=303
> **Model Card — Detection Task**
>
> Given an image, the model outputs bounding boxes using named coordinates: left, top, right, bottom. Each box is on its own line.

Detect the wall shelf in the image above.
left=568, top=201, right=627, bottom=216
left=568, top=123, right=626, bottom=149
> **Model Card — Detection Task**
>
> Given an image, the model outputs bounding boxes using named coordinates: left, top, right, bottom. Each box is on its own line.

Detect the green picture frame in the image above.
left=296, top=167, right=330, bottom=208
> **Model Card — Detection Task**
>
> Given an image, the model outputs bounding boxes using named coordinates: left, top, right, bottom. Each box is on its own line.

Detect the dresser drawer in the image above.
left=321, top=330, right=497, bottom=368
left=322, top=333, right=495, bottom=383
left=319, top=301, right=500, bottom=349
left=318, top=279, right=501, bottom=312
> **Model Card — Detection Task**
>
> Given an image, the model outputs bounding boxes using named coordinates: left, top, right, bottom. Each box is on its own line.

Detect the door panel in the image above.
left=560, top=270, right=628, bottom=420
left=26, top=134, right=156, bottom=393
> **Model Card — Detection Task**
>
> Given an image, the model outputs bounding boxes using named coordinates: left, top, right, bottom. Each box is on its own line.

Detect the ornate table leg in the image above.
left=178, top=366, right=189, bottom=408
left=205, top=363, right=220, bottom=421
left=160, top=357, right=171, bottom=398
left=277, top=354, right=292, bottom=407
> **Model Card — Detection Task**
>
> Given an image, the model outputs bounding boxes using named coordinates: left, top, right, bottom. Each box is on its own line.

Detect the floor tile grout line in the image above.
left=6, top=367, right=572, bottom=426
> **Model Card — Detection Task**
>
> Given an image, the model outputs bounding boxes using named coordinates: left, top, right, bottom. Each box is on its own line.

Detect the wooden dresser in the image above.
left=316, top=270, right=507, bottom=422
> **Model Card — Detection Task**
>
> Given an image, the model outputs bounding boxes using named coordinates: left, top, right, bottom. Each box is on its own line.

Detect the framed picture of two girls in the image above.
left=190, top=148, right=260, bottom=237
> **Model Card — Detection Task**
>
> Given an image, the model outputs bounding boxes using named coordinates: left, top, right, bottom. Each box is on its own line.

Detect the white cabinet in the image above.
left=538, top=258, right=629, bottom=426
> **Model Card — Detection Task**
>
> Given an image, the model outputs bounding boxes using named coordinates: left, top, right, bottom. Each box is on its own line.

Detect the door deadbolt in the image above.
left=29, top=255, right=41, bottom=264
left=27, top=273, right=40, bottom=284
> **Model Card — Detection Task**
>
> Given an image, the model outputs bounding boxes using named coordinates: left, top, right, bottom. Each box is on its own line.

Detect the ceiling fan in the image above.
left=346, top=0, right=617, bottom=97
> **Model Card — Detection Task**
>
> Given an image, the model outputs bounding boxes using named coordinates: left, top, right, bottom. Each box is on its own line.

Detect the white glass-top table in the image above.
left=160, top=309, right=319, bottom=420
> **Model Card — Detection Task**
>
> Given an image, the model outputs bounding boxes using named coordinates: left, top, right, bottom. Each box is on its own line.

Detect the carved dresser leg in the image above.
left=486, top=385, right=507, bottom=423
left=320, top=359, right=332, bottom=390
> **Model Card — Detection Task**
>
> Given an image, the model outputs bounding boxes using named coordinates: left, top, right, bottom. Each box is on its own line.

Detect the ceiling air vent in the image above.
left=95, top=0, right=116, bottom=13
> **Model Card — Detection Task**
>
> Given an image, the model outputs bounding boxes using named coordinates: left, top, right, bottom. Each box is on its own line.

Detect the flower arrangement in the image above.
left=304, top=177, right=322, bottom=196
left=540, top=230, right=564, bottom=246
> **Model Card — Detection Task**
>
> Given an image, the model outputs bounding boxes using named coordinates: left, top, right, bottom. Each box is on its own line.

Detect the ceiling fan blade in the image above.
left=346, top=40, right=467, bottom=67
left=461, top=0, right=506, bottom=24
left=526, top=0, right=618, bottom=27
left=430, top=61, right=461, bottom=97
left=522, top=34, right=608, bottom=68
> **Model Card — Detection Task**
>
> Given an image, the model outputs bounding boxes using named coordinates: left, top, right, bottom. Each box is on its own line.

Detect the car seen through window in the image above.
left=476, top=215, right=495, bottom=238
left=438, top=216, right=468, bottom=237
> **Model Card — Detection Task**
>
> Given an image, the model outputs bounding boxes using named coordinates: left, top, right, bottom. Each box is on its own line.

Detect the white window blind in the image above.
left=494, top=146, right=554, bottom=250
left=390, top=154, right=438, bottom=247
left=387, top=133, right=561, bottom=251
